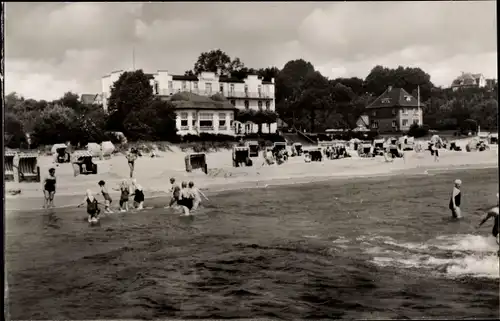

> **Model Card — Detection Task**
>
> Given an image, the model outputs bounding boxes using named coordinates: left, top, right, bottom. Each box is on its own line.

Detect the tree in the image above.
left=191, top=49, right=245, bottom=75
left=31, top=105, right=79, bottom=145
left=5, top=113, right=26, bottom=148
left=123, top=98, right=177, bottom=141
left=107, top=70, right=154, bottom=132
left=258, top=67, right=280, bottom=82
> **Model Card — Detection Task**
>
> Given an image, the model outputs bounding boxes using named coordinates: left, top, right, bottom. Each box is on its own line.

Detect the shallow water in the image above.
left=5, top=168, right=500, bottom=319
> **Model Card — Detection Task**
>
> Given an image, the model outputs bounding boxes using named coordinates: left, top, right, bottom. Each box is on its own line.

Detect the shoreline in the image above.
left=5, top=162, right=497, bottom=212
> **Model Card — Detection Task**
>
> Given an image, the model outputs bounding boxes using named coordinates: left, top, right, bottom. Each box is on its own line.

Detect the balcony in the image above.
left=225, top=91, right=273, bottom=99
left=160, top=88, right=273, bottom=99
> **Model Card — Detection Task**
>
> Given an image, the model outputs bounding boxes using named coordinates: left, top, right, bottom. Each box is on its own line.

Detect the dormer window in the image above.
left=404, top=95, right=411, bottom=102
left=381, top=98, right=391, bottom=104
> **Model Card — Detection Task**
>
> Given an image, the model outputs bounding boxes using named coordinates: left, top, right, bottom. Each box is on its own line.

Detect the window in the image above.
left=258, top=101, right=263, bottom=111
left=230, top=84, right=235, bottom=93
left=392, top=120, right=397, bottom=128
left=180, top=112, right=189, bottom=129
left=244, top=100, right=249, bottom=109
left=182, top=81, right=187, bottom=90
left=265, top=101, right=271, bottom=110
left=154, top=81, right=159, bottom=95
left=168, top=81, right=173, bottom=89
left=381, top=98, right=391, bottom=104
left=413, top=119, right=419, bottom=125
left=371, top=121, right=378, bottom=129
left=192, top=113, right=197, bottom=126
left=391, top=108, right=396, bottom=116
left=372, top=111, right=377, bottom=117
left=206, top=83, right=212, bottom=94
left=199, top=112, right=213, bottom=129
left=194, top=82, right=198, bottom=89
left=402, top=108, right=408, bottom=115
left=258, top=85, right=262, bottom=97
left=244, top=85, right=248, bottom=95
left=219, top=84, right=224, bottom=93
left=402, top=119, right=409, bottom=127
left=230, top=100, right=236, bottom=106
left=219, top=113, right=226, bottom=129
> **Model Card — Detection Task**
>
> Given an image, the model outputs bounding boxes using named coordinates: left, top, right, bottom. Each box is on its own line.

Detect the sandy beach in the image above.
left=5, top=138, right=498, bottom=211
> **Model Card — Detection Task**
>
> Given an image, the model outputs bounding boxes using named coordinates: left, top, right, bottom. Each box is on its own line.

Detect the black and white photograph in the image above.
left=3, top=1, right=499, bottom=320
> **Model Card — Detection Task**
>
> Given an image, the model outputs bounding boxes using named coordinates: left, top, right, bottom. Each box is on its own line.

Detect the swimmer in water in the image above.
left=166, top=177, right=181, bottom=208
left=77, top=190, right=101, bottom=223
left=114, top=179, right=130, bottom=212
left=189, top=181, right=202, bottom=211
left=130, top=179, right=145, bottom=210
left=477, top=193, right=499, bottom=240
left=98, top=180, right=113, bottom=213
left=178, top=181, right=194, bottom=216
left=449, top=179, right=462, bottom=219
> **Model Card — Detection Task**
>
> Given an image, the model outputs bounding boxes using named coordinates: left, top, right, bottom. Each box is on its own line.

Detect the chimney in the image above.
left=271, top=77, right=275, bottom=84
left=387, top=85, right=392, bottom=92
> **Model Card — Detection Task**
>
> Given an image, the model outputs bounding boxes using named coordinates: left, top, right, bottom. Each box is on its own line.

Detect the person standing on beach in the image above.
left=42, top=168, right=57, bottom=208
left=126, top=149, right=139, bottom=178
left=449, top=179, right=462, bottom=219
left=130, top=179, right=145, bottom=210
left=114, top=179, right=130, bottom=212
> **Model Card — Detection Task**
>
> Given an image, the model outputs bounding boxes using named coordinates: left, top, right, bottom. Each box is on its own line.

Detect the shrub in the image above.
left=5, top=112, right=27, bottom=148
left=408, top=124, right=429, bottom=138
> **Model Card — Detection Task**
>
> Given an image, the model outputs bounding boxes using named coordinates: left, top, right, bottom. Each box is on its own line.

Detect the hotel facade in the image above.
left=101, top=70, right=277, bottom=135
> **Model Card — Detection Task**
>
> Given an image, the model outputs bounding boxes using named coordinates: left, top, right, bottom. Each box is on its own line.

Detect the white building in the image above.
left=451, top=72, right=487, bottom=91
left=101, top=70, right=277, bottom=135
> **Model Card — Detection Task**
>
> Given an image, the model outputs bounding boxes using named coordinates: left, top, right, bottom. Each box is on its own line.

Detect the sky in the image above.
left=4, top=1, right=497, bottom=101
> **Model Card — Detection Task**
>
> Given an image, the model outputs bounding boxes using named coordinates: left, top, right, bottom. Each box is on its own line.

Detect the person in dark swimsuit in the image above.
left=131, top=179, right=145, bottom=210
left=478, top=193, right=499, bottom=240
left=114, top=179, right=130, bottom=212
left=178, top=181, right=194, bottom=216
left=126, top=149, right=139, bottom=178
left=167, top=177, right=181, bottom=208
left=449, top=179, right=462, bottom=219
left=78, top=190, right=101, bottom=222
left=98, top=180, right=113, bottom=213
left=43, top=168, right=57, bottom=208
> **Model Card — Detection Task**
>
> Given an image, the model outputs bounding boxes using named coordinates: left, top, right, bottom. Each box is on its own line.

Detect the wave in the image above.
left=358, top=234, right=499, bottom=279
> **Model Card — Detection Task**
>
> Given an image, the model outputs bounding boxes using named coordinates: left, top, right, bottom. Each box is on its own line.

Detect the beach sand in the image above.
left=5, top=139, right=498, bottom=211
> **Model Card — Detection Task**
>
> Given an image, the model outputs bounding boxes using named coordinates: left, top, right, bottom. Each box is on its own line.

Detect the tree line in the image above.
left=5, top=48, right=498, bottom=148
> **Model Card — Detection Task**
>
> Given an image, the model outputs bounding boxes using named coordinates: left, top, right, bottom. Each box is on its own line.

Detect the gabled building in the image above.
left=80, top=93, right=102, bottom=105
left=451, top=72, right=486, bottom=91
left=162, top=92, right=237, bottom=136
left=101, top=69, right=277, bottom=134
left=365, top=86, right=424, bottom=132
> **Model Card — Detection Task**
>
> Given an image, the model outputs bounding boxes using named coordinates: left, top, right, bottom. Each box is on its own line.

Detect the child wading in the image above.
left=114, top=179, right=130, bottom=212
left=131, top=179, right=145, bottom=210
left=78, top=190, right=101, bottom=223
left=98, top=180, right=113, bottom=213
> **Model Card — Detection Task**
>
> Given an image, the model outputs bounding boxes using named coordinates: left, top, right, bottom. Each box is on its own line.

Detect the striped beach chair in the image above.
left=5, top=151, right=16, bottom=181
left=16, top=152, right=41, bottom=182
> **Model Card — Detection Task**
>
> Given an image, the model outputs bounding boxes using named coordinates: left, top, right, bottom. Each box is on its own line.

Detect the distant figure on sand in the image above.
left=114, top=179, right=130, bottom=212
left=449, top=179, right=462, bottom=219
left=77, top=190, right=101, bottom=223
left=126, top=148, right=139, bottom=178
left=477, top=193, right=499, bottom=240
left=131, top=179, right=145, bottom=210
left=43, top=168, right=57, bottom=208
left=98, top=180, right=113, bottom=213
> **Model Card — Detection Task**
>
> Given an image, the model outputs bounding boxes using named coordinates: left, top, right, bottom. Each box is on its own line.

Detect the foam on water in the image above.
left=366, top=234, right=499, bottom=279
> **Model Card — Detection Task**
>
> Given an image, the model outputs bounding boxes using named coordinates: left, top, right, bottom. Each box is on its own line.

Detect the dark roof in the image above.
left=166, top=91, right=236, bottom=111
left=80, top=94, right=97, bottom=105
left=172, top=75, right=199, bottom=81
left=366, top=87, right=425, bottom=109
left=218, top=76, right=245, bottom=83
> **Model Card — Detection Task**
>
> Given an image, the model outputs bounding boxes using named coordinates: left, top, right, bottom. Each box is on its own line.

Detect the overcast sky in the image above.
left=5, top=1, right=497, bottom=100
